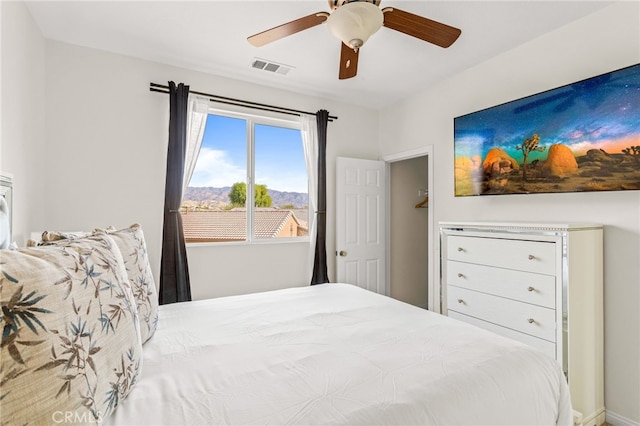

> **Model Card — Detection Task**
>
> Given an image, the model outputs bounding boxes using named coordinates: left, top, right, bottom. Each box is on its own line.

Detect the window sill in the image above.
left=186, top=237, right=310, bottom=248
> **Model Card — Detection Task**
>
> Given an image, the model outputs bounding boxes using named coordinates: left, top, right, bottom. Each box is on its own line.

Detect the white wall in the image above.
left=0, top=1, right=47, bottom=245
left=40, top=40, right=379, bottom=299
left=379, top=3, right=640, bottom=424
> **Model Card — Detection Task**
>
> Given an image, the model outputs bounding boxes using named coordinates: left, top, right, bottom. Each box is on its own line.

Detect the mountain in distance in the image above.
left=184, top=186, right=308, bottom=208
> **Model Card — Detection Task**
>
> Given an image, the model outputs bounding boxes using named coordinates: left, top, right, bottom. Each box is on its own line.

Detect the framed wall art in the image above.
left=454, top=63, right=640, bottom=196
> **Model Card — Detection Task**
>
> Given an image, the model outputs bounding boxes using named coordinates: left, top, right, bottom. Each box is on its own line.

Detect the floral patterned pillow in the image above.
left=96, top=224, right=159, bottom=344
left=40, top=230, right=91, bottom=242
left=0, top=234, right=142, bottom=425
left=33, top=224, right=159, bottom=344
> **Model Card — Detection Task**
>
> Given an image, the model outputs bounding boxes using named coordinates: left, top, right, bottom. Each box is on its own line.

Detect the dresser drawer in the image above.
left=446, top=261, right=556, bottom=308
left=447, top=235, right=556, bottom=275
left=448, top=311, right=557, bottom=359
left=447, top=286, right=556, bottom=342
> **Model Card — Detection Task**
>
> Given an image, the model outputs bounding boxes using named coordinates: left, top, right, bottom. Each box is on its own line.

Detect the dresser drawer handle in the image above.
left=457, top=299, right=465, bottom=304
left=528, top=318, right=535, bottom=324
left=528, top=254, right=536, bottom=260
left=457, top=273, right=465, bottom=278
left=457, top=247, right=465, bottom=252
left=527, top=286, right=535, bottom=292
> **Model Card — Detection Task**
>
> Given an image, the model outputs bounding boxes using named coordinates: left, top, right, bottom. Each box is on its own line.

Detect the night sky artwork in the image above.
left=454, top=63, right=640, bottom=196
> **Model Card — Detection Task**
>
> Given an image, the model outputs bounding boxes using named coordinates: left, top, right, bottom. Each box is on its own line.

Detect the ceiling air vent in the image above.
left=251, top=58, right=293, bottom=75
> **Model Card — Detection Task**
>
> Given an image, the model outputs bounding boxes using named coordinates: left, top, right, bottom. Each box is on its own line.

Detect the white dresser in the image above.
left=440, top=221, right=604, bottom=426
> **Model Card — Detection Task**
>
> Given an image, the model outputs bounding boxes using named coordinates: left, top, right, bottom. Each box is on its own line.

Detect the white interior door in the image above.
left=336, top=157, right=386, bottom=295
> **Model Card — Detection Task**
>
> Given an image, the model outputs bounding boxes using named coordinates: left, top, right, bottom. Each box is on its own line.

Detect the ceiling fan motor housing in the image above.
left=329, top=0, right=382, bottom=10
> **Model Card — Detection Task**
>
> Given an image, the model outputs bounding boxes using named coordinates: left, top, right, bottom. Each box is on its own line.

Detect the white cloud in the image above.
left=188, top=147, right=309, bottom=193
left=188, top=148, right=245, bottom=187
left=255, top=171, right=308, bottom=193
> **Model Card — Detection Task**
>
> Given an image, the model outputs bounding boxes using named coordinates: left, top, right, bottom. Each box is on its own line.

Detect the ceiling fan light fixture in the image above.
left=326, top=2, right=383, bottom=50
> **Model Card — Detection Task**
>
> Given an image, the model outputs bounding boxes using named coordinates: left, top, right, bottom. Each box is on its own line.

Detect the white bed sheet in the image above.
left=107, top=283, right=572, bottom=426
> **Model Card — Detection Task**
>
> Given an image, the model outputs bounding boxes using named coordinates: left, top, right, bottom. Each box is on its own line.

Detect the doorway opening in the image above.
left=384, top=147, right=435, bottom=310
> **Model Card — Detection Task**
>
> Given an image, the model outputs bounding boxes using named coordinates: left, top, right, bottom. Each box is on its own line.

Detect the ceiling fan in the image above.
left=247, top=0, right=462, bottom=80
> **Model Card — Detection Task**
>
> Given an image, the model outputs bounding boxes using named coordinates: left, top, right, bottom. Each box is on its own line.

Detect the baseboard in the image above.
left=606, top=410, right=640, bottom=426
left=582, top=408, right=606, bottom=426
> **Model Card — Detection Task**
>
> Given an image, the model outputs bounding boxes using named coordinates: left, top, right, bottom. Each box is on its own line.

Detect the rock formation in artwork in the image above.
left=483, top=148, right=519, bottom=177
left=481, top=148, right=519, bottom=191
left=586, top=148, right=617, bottom=164
left=541, top=144, right=578, bottom=177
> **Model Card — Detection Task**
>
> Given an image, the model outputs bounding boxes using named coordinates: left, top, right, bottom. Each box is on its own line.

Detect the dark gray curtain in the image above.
left=311, top=110, right=330, bottom=285
left=159, top=81, right=192, bottom=305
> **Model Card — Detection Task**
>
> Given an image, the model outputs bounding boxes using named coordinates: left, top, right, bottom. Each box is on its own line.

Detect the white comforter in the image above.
left=107, top=283, right=572, bottom=426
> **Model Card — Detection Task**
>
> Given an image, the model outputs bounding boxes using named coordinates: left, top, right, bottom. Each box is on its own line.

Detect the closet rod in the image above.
left=150, top=83, right=337, bottom=121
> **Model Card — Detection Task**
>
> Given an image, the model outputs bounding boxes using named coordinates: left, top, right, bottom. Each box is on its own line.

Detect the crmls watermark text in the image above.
left=51, top=411, right=103, bottom=424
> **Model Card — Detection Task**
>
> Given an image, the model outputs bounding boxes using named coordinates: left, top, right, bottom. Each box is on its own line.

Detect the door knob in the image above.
left=339, top=250, right=347, bottom=257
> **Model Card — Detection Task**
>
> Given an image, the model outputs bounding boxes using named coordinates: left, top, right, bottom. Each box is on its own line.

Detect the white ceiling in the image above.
left=24, top=0, right=613, bottom=109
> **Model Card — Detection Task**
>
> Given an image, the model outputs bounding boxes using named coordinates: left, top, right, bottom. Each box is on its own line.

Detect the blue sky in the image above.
left=188, top=114, right=308, bottom=193
left=454, top=64, right=640, bottom=162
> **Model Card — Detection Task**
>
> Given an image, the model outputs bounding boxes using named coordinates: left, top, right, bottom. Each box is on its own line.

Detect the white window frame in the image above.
left=189, top=106, right=309, bottom=246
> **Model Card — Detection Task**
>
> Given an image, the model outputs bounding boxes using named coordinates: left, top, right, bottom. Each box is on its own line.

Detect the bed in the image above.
left=2, top=222, right=572, bottom=425
left=106, top=283, right=572, bottom=426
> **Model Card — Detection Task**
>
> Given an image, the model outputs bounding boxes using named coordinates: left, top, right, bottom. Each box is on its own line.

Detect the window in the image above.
left=181, top=110, right=309, bottom=243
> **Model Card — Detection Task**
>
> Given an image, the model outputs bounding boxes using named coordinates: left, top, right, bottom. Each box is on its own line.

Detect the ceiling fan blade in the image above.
left=339, top=43, right=359, bottom=80
left=248, top=12, right=330, bottom=47
left=382, top=7, right=461, bottom=48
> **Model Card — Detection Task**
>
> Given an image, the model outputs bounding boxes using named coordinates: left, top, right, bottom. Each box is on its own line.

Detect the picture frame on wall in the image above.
left=454, top=63, right=640, bottom=196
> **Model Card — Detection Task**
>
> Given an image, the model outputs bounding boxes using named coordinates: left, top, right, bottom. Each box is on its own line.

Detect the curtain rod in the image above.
left=149, top=83, right=337, bottom=121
